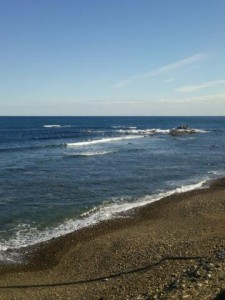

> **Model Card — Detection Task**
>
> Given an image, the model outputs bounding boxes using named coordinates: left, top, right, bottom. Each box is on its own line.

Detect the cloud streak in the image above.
left=113, top=80, right=132, bottom=88
left=90, top=92, right=225, bottom=106
left=159, top=92, right=225, bottom=104
left=114, top=53, right=209, bottom=88
left=175, top=79, right=225, bottom=93
left=163, top=78, right=175, bottom=83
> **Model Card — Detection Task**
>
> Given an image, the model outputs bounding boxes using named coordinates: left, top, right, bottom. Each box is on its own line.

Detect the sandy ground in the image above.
left=0, top=179, right=225, bottom=299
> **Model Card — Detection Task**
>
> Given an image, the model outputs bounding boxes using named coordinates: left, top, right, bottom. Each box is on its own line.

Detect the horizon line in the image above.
left=0, top=115, right=224, bottom=118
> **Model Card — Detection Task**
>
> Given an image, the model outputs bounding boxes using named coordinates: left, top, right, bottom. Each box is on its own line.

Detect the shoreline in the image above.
left=0, top=177, right=213, bottom=270
left=0, top=177, right=211, bottom=267
left=0, top=177, right=225, bottom=299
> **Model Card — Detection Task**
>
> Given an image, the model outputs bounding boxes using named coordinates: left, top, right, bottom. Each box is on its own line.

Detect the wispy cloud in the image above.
left=163, top=78, right=175, bottom=83
left=89, top=92, right=225, bottom=107
left=160, top=92, right=225, bottom=104
left=134, top=53, right=208, bottom=79
left=175, top=79, right=225, bottom=93
left=89, top=99, right=147, bottom=105
left=114, top=53, right=209, bottom=88
left=113, top=80, right=131, bottom=88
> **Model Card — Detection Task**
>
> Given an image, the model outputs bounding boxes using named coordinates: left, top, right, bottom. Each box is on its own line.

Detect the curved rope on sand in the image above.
left=0, top=255, right=205, bottom=289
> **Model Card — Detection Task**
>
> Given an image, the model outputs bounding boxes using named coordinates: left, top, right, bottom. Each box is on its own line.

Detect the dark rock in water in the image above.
left=169, top=125, right=196, bottom=136
left=170, top=129, right=182, bottom=136
left=176, top=125, right=189, bottom=130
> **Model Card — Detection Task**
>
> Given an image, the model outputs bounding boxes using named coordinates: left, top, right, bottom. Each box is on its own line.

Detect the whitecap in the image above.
left=43, top=125, right=71, bottom=128
left=66, top=135, right=144, bottom=147
left=43, top=124, right=62, bottom=128
left=65, top=151, right=115, bottom=157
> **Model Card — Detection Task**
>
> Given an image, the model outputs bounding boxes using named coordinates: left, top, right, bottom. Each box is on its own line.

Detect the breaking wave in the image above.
left=64, top=151, right=116, bottom=158
left=117, top=128, right=170, bottom=135
left=117, top=127, right=208, bottom=135
left=66, top=135, right=144, bottom=147
left=0, top=178, right=208, bottom=262
left=43, top=124, right=71, bottom=128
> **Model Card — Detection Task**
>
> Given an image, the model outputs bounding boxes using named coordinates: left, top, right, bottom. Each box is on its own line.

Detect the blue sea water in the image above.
left=0, top=116, right=225, bottom=262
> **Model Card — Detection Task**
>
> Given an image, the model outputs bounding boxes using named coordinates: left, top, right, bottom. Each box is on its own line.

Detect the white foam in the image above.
left=111, top=126, right=137, bottom=130
left=116, top=127, right=208, bottom=136
left=191, top=129, right=208, bottom=133
left=0, top=178, right=208, bottom=262
left=207, top=170, right=225, bottom=176
left=155, top=129, right=170, bottom=134
left=43, top=125, right=71, bottom=128
left=0, top=245, right=7, bottom=251
left=118, top=128, right=156, bottom=135
left=171, top=128, right=208, bottom=134
left=111, top=126, right=126, bottom=129
left=65, top=151, right=115, bottom=157
left=43, top=124, right=61, bottom=128
left=66, top=135, right=144, bottom=147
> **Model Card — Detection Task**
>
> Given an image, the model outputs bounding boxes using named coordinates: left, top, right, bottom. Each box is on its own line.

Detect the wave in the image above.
left=0, top=178, right=208, bottom=262
left=0, top=126, right=208, bottom=154
left=117, top=129, right=155, bottom=135
left=117, top=127, right=207, bottom=136
left=110, top=126, right=138, bottom=130
left=43, top=124, right=71, bottom=128
left=81, top=129, right=105, bottom=133
left=207, top=170, right=225, bottom=176
left=0, top=143, right=66, bottom=153
left=66, top=135, right=144, bottom=147
left=64, top=151, right=116, bottom=158
left=117, top=128, right=170, bottom=135
left=170, top=128, right=208, bottom=134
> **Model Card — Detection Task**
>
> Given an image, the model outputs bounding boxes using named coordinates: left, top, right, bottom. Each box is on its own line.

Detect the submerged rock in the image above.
left=176, top=125, right=189, bottom=130
left=170, top=125, right=197, bottom=136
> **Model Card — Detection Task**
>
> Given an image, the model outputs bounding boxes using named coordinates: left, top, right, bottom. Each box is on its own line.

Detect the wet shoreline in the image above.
left=0, top=177, right=225, bottom=299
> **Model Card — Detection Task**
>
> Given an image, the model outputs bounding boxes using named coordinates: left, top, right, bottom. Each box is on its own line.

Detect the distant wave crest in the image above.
left=66, top=135, right=143, bottom=147
left=116, top=127, right=207, bottom=135
left=64, top=151, right=116, bottom=158
left=0, top=143, right=66, bottom=153
left=43, top=124, right=71, bottom=128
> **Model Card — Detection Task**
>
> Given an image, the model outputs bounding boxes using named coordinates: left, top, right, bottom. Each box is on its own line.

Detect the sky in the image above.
left=0, top=0, right=225, bottom=116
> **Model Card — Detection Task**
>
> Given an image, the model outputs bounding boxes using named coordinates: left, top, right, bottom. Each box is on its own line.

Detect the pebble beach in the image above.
left=0, top=178, right=225, bottom=299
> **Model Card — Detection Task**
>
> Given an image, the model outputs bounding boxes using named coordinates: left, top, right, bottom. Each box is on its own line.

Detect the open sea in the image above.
left=0, top=116, right=225, bottom=262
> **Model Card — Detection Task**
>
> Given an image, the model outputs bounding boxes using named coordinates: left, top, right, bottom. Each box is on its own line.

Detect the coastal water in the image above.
left=0, top=116, right=225, bottom=262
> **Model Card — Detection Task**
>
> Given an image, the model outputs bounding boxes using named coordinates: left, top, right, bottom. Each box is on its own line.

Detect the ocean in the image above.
left=0, top=116, right=225, bottom=262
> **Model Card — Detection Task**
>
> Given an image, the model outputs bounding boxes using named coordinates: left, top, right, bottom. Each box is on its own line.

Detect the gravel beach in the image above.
left=0, top=178, right=225, bottom=299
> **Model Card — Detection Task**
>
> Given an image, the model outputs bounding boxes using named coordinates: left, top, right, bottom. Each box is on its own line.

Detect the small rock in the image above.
left=215, top=249, right=225, bottom=260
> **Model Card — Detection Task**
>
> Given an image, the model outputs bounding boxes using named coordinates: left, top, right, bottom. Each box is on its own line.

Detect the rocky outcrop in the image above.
left=170, top=125, right=197, bottom=136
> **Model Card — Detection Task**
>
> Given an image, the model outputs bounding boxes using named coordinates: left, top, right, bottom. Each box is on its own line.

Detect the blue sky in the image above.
left=0, top=0, right=225, bottom=116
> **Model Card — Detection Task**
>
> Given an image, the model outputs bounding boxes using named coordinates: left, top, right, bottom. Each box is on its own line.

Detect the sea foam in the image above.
left=116, top=128, right=206, bottom=135
left=66, top=135, right=144, bottom=147
left=64, top=151, right=115, bottom=157
left=43, top=124, right=71, bottom=128
left=0, top=178, right=208, bottom=262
